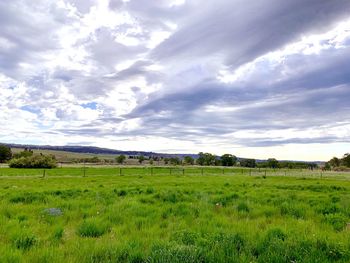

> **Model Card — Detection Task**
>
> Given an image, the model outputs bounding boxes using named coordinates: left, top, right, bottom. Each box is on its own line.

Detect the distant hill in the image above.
left=1, top=143, right=322, bottom=164
left=2, top=143, right=198, bottom=159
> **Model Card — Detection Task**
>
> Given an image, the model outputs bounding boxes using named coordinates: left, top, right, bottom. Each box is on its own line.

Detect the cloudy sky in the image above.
left=1, top=0, right=350, bottom=161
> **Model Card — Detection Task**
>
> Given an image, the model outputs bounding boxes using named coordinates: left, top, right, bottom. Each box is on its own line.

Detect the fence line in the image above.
left=0, top=166, right=349, bottom=180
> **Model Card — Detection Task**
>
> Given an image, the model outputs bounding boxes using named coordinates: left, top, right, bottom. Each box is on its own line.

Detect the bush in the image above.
left=13, top=233, right=37, bottom=250
left=8, top=155, right=57, bottom=168
left=334, top=166, right=350, bottom=172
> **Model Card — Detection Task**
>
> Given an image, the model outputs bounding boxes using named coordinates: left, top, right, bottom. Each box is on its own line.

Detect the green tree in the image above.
left=138, top=155, right=146, bottom=164
left=169, top=157, right=181, bottom=165
left=308, top=163, right=318, bottom=170
left=196, top=152, right=216, bottom=166
left=240, top=158, right=256, bottom=168
left=220, top=154, right=237, bottom=166
left=0, top=145, right=12, bottom=163
left=267, top=158, right=279, bottom=168
left=116, top=155, right=126, bottom=164
left=183, top=156, right=194, bottom=165
left=328, top=157, right=341, bottom=168
left=342, top=153, right=350, bottom=167
left=324, top=162, right=331, bottom=171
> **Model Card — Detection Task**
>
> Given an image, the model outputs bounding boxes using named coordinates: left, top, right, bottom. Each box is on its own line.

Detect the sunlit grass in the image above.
left=0, top=168, right=349, bottom=262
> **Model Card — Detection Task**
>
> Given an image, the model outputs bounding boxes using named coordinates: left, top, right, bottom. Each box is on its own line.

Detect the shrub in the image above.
left=9, top=154, right=57, bottom=168
left=334, top=166, right=350, bottom=172
left=13, top=233, right=37, bottom=250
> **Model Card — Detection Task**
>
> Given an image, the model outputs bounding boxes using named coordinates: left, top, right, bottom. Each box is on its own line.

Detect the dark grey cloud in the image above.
left=153, top=0, right=350, bottom=68
left=126, top=43, right=350, bottom=146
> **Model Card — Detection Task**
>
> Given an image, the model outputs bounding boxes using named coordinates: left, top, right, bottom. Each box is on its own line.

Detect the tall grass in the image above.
left=0, top=169, right=349, bottom=262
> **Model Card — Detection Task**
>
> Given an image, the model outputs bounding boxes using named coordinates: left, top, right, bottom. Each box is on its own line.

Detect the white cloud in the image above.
left=1, top=0, right=350, bottom=161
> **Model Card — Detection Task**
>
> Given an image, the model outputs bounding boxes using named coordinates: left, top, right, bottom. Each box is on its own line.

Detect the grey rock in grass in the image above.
left=43, top=208, right=63, bottom=216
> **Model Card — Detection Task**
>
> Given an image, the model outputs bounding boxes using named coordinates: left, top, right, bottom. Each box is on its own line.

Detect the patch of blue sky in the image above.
left=81, top=102, right=98, bottom=110
left=20, top=105, right=40, bottom=114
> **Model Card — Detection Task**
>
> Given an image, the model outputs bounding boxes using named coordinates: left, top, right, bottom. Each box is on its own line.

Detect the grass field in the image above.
left=10, top=148, right=151, bottom=165
left=11, top=148, right=118, bottom=163
left=0, top=167, right=349, bottom=262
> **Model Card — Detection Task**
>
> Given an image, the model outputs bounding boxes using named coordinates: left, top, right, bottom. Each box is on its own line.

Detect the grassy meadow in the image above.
left=0, top=167, right=349, bottom=262
left=10, top=148, right=118, bottom=163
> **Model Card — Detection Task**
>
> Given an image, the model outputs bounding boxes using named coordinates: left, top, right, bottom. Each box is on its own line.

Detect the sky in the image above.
left=1, top=0, right=350, bottom=161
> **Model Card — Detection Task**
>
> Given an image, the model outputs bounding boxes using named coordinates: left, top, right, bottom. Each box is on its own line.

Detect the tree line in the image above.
left=325, top=154, right=350, bottom=171
left=0, top=144, right=320, bottom=169
left=116, top=152, right=318, bottom=169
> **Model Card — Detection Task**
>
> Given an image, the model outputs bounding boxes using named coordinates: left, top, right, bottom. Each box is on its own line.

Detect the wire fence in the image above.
left=0, top=166, right=350, bottom=180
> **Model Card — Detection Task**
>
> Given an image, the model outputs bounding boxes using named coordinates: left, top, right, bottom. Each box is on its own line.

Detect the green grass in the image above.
left=0, top=167, right=349, bottom=262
